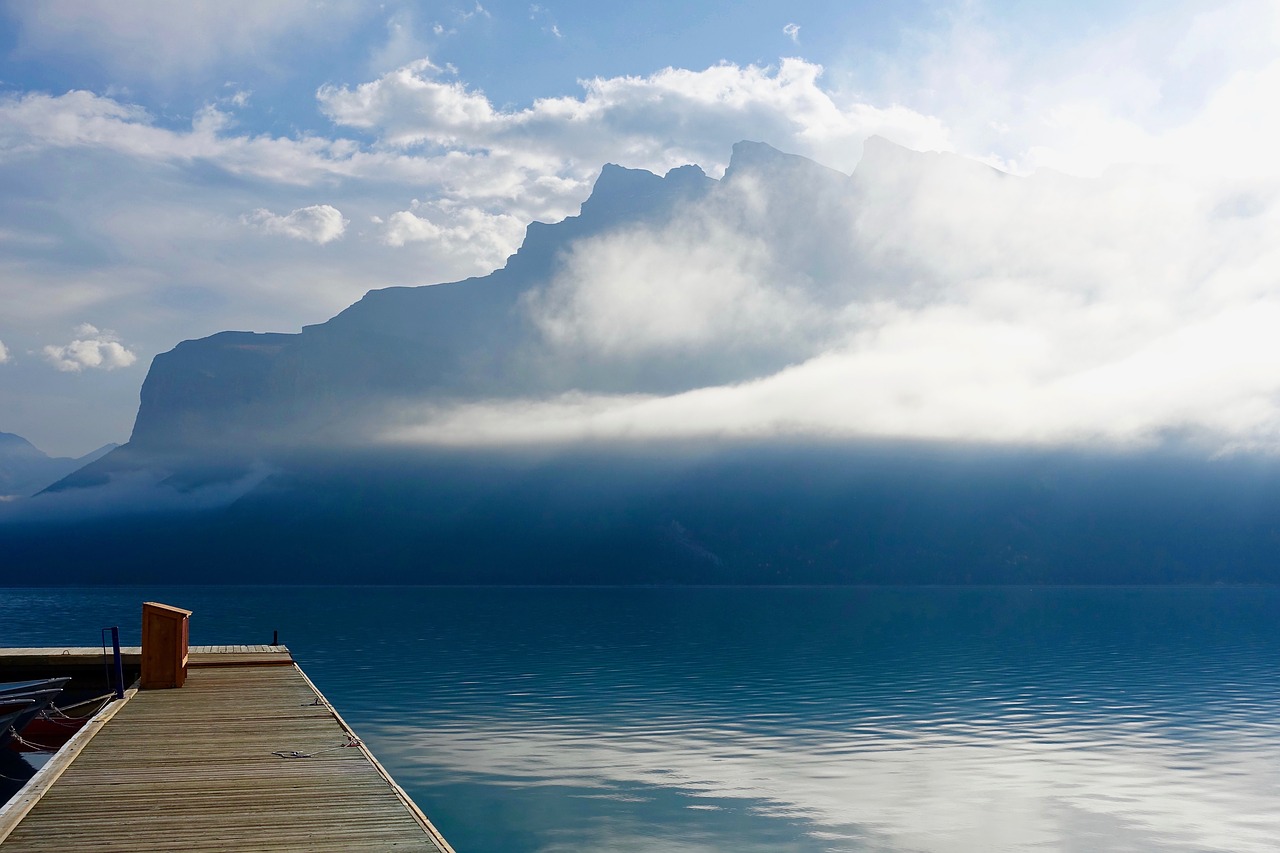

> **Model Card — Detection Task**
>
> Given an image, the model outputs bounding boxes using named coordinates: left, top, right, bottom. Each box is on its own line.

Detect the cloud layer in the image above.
left=317, top=57, right=951, bottom=175
left=385, top=139, right=1280, bottom=454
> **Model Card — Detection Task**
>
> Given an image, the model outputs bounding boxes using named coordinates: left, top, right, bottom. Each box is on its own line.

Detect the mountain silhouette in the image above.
left=122, top=137, right=987, bottom=452
left=0, top=433, right=116, bottom=498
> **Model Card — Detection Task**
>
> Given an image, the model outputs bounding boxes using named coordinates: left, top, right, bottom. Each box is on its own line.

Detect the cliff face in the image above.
left=128, top=160, right=728, bottom=450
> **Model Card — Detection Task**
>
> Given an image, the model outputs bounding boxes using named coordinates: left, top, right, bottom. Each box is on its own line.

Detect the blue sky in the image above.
left=0, top=3, right=925, bottom=117
left=1, top=0, right=1277, bottom=456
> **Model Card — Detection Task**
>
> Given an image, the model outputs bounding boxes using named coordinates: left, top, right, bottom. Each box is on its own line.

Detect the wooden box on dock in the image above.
left=141, top=602, right=192, bottom=689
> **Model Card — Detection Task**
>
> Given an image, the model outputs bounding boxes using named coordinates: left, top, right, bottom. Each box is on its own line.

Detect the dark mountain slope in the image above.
left=8, top=441, right=1280, bottom=585
left=0, top=433, right=116, bottom=498
left=127, top=161, right=722, bottom=451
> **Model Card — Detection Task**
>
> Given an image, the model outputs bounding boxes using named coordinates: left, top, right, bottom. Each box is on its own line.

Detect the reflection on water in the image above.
left=2, top=586, right=1278, bottom=851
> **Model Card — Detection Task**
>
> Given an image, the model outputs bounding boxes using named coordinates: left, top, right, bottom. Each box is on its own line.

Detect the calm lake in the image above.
left=2, top=585, right=1278, bottom=852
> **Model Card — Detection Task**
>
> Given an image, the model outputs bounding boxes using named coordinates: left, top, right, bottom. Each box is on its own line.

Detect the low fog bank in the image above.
left=4, top=440, right=1280, bottom=585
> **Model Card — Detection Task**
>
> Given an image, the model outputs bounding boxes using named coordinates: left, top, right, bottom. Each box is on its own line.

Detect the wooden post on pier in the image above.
left=140, top=602, right=191, bottom=689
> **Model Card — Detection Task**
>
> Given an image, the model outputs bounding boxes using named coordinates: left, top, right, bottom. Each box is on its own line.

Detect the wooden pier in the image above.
left=0, top=646, right=455, bottom=852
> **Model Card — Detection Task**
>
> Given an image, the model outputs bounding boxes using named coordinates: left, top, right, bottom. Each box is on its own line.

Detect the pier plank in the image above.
left=0, top=645, right=293, bottom=669
left=0, top=657, right=452, bottom=852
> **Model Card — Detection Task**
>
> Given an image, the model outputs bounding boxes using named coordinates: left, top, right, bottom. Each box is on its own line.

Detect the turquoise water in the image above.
left=3, top=586, right=1279, bottom=851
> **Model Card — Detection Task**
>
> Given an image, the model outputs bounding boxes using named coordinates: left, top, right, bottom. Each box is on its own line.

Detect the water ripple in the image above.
left=5, top=585, right=1280, bottom=852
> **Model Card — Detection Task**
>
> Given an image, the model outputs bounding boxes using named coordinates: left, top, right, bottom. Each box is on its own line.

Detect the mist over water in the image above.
left=11, top=441, right=1280, bottom=586
left=4, top=585, right=1278, bottom=851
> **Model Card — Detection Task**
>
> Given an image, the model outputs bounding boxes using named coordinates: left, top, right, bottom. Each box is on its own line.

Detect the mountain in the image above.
left=12, top=139, right=1280, bottom=585
left=126, top=159, right=719, bottom=451
left=122, top=137, right=1000, bottom=452
left=0, top=433, right=116, bottom=498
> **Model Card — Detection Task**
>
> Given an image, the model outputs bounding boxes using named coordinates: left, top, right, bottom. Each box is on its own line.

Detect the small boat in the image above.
left=0, top=700, right=37, bottom=748
left=10, top=693, right=112, bottom=753
left=0, top=678, right=71, bottom=699
left=1, top=678, right=71, bottom=750
left=0, top=699, right=36, bottom=721
left=10, top=714, right=85, bottom=752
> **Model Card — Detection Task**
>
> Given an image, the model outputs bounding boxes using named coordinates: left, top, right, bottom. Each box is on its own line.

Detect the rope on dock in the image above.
left=45, top=694, right=115, bottom=721
left=6, top=727, right=60, bottom=753
left=272, top=733, right=362, bottom=759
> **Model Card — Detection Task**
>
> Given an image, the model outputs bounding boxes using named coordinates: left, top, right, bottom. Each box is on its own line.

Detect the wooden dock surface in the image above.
left=0, top=647, right=454, bottom=852
left=0, top=644, right=289, bottom=667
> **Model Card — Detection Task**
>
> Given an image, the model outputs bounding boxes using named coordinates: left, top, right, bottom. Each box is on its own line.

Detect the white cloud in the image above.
left=0, top=339, right=9, bottom=363
left=42, top=324, right=137, bottom=372
left=380, top=200, right=524, bottom=256
left=0, top=59, right=950, bottom=267
left=379, top=211, right=442, bottom=246
left=0, top=91, right=359, bottom=186
left=783, top=23, right=800, bottom=43
left=527, top=216, right=811, bottom=357
left=889, top=0, right=1280, bottom=181
left=316, top=57, right=954, bottom=175
left=243, top=205, right=348, bottom=244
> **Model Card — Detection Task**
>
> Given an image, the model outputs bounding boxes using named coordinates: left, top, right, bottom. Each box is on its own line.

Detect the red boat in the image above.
left=11, top=713, right=88, bottom=752
left=8, top=690, right=117, bottom=753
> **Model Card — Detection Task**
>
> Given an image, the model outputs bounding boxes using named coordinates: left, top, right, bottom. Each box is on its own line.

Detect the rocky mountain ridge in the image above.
left=0, top=432, right=116, bottom=497
left=123, top=137, right=997, bottom=452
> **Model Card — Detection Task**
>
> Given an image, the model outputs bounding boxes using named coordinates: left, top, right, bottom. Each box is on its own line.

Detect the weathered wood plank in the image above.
left=0, top=645, right=293, bottom=670
left=0, top=654, right=453, bottom=852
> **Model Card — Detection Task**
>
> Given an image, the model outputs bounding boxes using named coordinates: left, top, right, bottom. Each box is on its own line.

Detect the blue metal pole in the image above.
left=110, top=626, right=125, bottom=699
